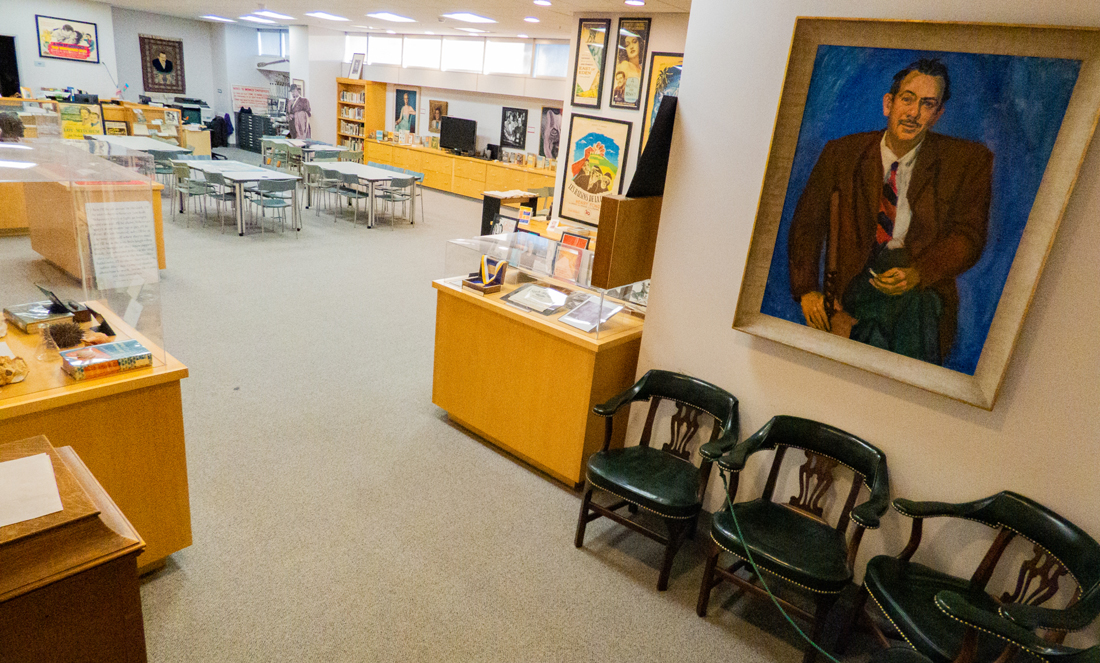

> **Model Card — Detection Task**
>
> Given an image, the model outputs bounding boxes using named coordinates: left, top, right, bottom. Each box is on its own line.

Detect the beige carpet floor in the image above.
left=0, top=148, right=876, bottom=662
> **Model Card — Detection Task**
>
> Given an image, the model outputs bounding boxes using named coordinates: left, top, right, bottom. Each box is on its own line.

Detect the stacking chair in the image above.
left=329, top=170, right=371, bottom=224
left=304, top=164, right=337, bottom=216
left=376, top=176, right=415, bottom=228
left=285, top=145, right=304, bottom=173
left=575, top=370, right=739, bottom=591
left=252, top=179, right=297, bottom=234
left=202, top=171, right=239, bottom=233
left=270, top=145, right=289, bottom=170
left=852, top=491, right=1100, bottom=663
left=171, top=162, right=211, bottom=226
left=695, top=415, right=890, bottom=663
left=339, top=149, right=363, bottom=163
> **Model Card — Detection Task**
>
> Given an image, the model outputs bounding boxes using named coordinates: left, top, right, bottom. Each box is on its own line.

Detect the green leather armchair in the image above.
left=695, top=415, right=890, bottom=663
left=855, top=491, right=1100, bottom=663
left=574, top=369, right=739, bottom=591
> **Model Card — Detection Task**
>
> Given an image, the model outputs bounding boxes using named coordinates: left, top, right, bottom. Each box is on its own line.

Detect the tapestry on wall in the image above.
left=139, top=35, right=186, bottom=95
left=732, top=18, right=1100, bottom=409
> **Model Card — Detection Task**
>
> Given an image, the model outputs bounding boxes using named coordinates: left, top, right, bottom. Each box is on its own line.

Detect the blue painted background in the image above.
left=759, top=46, right=1080, bottom=374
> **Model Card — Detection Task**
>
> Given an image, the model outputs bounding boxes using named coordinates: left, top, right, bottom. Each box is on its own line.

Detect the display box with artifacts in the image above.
left=0, top=99, right=62, bottom=139
left=440, top=232, right=647, bottom=341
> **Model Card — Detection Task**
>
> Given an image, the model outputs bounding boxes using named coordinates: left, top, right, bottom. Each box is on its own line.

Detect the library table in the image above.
left=182, top=160, right=300, bottom=235
left=316, top=162, right=401, bottom=228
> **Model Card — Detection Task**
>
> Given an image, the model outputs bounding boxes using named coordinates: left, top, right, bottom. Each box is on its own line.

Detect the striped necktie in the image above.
left=876, top=161, right=899, bottom=247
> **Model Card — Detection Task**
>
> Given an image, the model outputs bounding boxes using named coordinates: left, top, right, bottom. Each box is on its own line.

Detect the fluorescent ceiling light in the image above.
left=367, top=12, right=415, bottom=22
left=305, top=11, right=349, bottom=21
left=0, top=161, right=36, bottom=169
left=524, top=17, right=539, bottom=22
left=517, top=34, right=529, bottom=38
left=455, top=27, right=487, bottom=33
left=624, top=0, right=645, bottom=5
left=386, top=29, right=396, bottom=34
left=441, top=12, right=496, bottom=23
left=201, top=14, right=236, bottom=22
left=534, top=0, right=551, bottom=5
left=254, top=10, right=293, bottom=19
left=240, top=15, right=277, bottom=23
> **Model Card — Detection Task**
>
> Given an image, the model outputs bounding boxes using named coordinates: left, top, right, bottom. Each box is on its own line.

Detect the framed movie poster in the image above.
left=572, top=18, right=610, bottom=109
left=641, top=52, right=683, bottom=151
left=559, top=114, right=632, bottom=225
left=428, top=100, right=448, bottom=133
left=140, top=35, right=186, bottom=94
left=394, top=87, right=418, bottom=133
left=500, top=107, right=528, bottom=150
left=733, top=18, right=1100, bottom=409
left=58, top=103, right=103, bottom=139
left=36, top=15, right=99, bottom=63
left=539, top=107, right=562, bottom=159
left=610, top=18, right=651, bottom=110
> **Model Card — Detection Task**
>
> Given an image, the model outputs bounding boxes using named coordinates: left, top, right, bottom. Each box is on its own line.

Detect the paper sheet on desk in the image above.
left=0, top=453, right=64, bottom=528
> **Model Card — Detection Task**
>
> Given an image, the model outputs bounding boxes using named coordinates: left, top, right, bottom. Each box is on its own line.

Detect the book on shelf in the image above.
left=60, top=339, right=153, bottom=381
left=3, top=301, right=74, bottom=333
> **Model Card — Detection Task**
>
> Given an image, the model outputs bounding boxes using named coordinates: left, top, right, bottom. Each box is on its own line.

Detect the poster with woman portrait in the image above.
left=394, top=87, right=418, bottom=134
left=428, top=100, right=448, bottom=133
left=559, top=114, right=632, bottom=225
left=59, top=103, right=103, bottom=139
left=36, top=15, right=99, bottom=63
left=641, top=52, right=683, bottom=151
left=539, top=107, right=562, bottom=159
left=500, top=107, right=528, bottom=149
left=572, top=19, right=610, bottom=109
left=140, top=35, right=186, bottom=94
left=610, top=18, right=651, bottom=110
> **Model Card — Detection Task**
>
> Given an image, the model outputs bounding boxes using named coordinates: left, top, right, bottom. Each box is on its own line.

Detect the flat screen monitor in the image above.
left=440, top=116, right=476, bottom=154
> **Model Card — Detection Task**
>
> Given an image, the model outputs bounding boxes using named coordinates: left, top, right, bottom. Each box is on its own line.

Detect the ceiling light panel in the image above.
left=254, top=10, right=293, bottom=19
left=201, top=15, right=236, bottom=22
left=305, top=11, right=349, bottom=21
left=367, top=12, right=415, bottom=22
left=240, top=15, right=277, bottom=23
left=441, top=12, right=496, bottom=24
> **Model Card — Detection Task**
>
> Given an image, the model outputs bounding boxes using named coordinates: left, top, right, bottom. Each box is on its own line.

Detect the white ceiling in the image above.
left=107, top=0, right=691, bottom=40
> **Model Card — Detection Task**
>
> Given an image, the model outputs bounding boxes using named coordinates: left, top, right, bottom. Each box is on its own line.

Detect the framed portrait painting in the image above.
left=394, top=87, right=418, bottom=134
left=733, top=18, right=1100, bottom=409
left=428, top=100, right=448, bottom=133
left=140, top=35, right=185, bottom=95
left=572, top=19, right=610, bottom=109
left=500, top=107, right=528, bottom=150
left=539, top=107, right=562, bottom=159
left=610, top=18, right=651, bottom=110
left=559, top=114, right=632, bottom=225
left=36, top=15, right=99, bottom=63
left=641, top=52, right=682, bottom=151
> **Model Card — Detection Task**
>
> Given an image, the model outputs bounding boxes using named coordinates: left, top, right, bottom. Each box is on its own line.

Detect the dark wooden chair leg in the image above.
left=802, top=593, right=840, bottom=663
left=835, top=584, right=869, bottom=655
left=657, top=518, right=689, bottom=591
left=575, top=485, right=595, bottom=548
left=696, top=539, right=721, bottom=617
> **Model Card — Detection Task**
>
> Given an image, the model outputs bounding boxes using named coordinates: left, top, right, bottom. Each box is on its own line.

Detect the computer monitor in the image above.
left=439, top=116, right=477, bottom=155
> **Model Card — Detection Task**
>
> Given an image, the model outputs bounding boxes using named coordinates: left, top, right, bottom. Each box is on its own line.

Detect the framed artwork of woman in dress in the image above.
left=610, top=18, right=651, bottom=110
left=572, top=19, right=610, bottom=109
left=394, top=88, right=418, bottom=134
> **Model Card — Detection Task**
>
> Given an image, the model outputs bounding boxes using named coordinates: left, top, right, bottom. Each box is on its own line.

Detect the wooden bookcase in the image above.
left=336, top=78, right=385, bottom=154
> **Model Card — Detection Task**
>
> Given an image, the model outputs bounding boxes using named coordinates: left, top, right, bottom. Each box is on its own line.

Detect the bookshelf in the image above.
left=335, top=78, right=385, bottom=155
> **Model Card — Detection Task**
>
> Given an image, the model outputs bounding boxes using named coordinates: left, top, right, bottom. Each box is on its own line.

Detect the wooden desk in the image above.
left=0, top=436, right=147, bottom=662
left=0, top=306, right=191, bottom=573
left=432, top=278, right=642, bottom=486
left=180, top=126, right=211, bottom=156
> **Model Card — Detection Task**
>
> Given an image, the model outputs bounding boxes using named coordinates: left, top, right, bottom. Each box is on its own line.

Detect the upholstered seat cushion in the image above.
left=586, top=446, right=701, bottom=519
left=864, top=556, right=1009, bottom=663
left=711, top=499, right=851, bottom=593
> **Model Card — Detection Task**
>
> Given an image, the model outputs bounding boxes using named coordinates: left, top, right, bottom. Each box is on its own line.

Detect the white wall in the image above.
left=553, top=12, right=689, bottom=223
left=306, top=26, right=343, bottom=145
left=643, top=0, right=1100, bottom=633
left=382, top=86, right=562, bottom=155
left=1, top=0, right=118, bottom=98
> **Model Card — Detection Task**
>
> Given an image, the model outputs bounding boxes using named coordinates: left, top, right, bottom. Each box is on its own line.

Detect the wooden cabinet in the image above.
left=454, top=158, right=487, bottom=181
left=453, top=176, right=485, bottom=200
left=366, top=141, right=393, bottom=164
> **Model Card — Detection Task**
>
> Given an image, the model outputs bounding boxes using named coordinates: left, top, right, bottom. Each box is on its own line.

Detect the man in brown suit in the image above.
left=788, top=58, right=992, bottom=364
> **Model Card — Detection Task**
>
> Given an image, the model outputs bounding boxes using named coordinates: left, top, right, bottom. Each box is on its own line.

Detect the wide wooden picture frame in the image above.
left=559, top=114, right=632, bottom=226
left=733, top=18, right=1100, bottom=409
left=572, top=18, right=611, bottom=109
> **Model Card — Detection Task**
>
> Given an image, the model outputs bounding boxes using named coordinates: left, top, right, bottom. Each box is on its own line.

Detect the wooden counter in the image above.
left=0, top=305, right=191, bottom=573
left=365, top=139, right=556, bottom=201
left=431, top=278, right=642, bottom=486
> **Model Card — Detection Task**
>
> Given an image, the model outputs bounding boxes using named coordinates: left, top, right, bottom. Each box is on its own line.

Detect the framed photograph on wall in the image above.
left=641, top=52, right=683, bottom=151
left=539, top=107, right=562, bottom=159
left=500, top=107, right=528, bottom=150
left=571, top=18, right=611, bottom=109
left=732, top=18, right=1100, bottom=409
left=394, top=87, right=419, bottom=133
left=610, top=18, right=651, bottom=110
left=140, top=35, right=186, bottom=94
left=428, top=100, right=448, bottom=133
left=349, top=53, right=365, bottom=79
left=36, top=15, right=99, bottom=64
left=559, top=114, right=632, bottom=225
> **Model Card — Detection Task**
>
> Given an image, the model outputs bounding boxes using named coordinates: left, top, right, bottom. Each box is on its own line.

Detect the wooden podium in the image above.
left=0, top=435, right=147, bottom=662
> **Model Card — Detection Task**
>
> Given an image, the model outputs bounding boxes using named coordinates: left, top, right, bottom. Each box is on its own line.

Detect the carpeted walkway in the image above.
left=0, top=149, right=867, bottom=662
